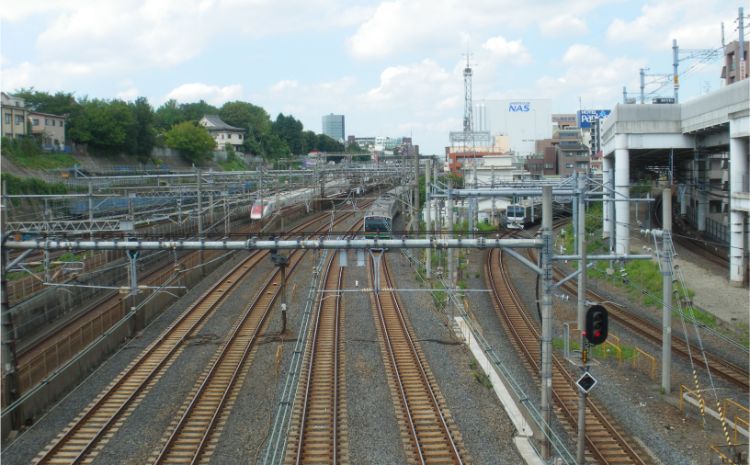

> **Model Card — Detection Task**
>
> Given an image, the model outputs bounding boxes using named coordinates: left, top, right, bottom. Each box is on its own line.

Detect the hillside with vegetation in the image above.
left=2, top=89, right=347, bottom=168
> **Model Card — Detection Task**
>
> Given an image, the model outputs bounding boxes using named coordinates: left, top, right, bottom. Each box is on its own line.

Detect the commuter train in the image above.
left=505, top=199, right=542, bottom=230
left=250, top=179, right=350, bottom=220
left=363, top=186, right=409, bottom=239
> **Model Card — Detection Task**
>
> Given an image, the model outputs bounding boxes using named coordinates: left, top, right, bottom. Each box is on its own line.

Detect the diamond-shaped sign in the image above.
left=576, top=372, right=597, bottom=394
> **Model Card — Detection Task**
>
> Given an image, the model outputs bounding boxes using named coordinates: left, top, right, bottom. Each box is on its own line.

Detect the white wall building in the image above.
left=199, top=115, right=246, bottom=151
left=474, top=99, right=552, bottom=156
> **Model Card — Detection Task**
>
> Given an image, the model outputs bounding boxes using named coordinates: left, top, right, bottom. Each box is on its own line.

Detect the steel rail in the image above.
left=371, top=254, right=464, bottom=465
left=486, top=247, right=652, bottom=465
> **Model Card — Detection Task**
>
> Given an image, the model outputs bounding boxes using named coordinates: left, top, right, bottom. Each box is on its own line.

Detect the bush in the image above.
left=1, top=137, right=77, bottom=169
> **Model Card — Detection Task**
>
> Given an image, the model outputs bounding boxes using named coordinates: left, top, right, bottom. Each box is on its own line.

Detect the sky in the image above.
left=0, top=0, right=742, bottom=154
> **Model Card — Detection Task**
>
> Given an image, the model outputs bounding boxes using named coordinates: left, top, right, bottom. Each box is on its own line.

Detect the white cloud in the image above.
left=606, top=0, right=729, bottom=50
left=347, top=0, right=614, bottom=59
left=165, top=83, right=244, bottom=105
left=562, top=44, right=606, bottom=65
left=116, top=87, right=140, bottom=101
left=535, top=45, right=644, bottom=106
left=270, top=80, right=300, bottom=93
left=361, top=59, right=456, bottom=110
left=481, top=36, right=531, bottom=64
left=5, top=0, right=371, bottom=91
left=540, top=14, right=588, bottom=37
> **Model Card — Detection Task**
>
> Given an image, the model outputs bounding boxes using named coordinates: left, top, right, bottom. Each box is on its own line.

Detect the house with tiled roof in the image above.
left=198, top=114, right=246, bottom=152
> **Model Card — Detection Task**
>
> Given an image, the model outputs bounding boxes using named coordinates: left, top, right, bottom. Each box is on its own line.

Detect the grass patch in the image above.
left=2, top=137, right=77, bottom=169
left=1, top=173, right=68, bottom=198
left=477, top=221, right=496, bottom=232
left=469, top=359, right=493, bottom=389
left=217, top=152, right=247, bottom=171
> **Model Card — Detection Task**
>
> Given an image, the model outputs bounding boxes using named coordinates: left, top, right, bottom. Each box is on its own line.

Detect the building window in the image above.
left=4, top=113, right=10, bottom=124
left=565, top=163, right=574, bottom=168
left=60, top=121, right=64, bottom=128
left=544, top=163, right=553, bottom=169
left=15, top=115, right=24, bottom=125
left=239, top=134, right=243, bottom=140
left=45, top=118, right=50, bottom=126
left=51, top=120, right=56, bottom=126
left=32, top=118, right=40, bottom=126
left=221, top=134, right=224, bottom=139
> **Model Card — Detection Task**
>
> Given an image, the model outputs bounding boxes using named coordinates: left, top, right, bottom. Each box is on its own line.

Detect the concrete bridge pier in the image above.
left=602, top=156, right=612, bottom=240
left=615, top=134, right=630, bottom=255
left=729, top=129, right=749, bottom=285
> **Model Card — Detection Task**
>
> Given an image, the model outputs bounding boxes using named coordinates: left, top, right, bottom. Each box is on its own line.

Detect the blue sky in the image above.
left=0, top=0, right=741, bottom=154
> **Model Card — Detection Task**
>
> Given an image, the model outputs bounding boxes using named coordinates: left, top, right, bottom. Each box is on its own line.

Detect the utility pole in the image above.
left=88, top=182, right=94, bottom=241
left=577, top=340, right=589, bottom=464
left=573, top=172, right=579, bottom=255
left=577, top=175, right=587, bottom=330
left=661, top=188, right=673, bottom=393
left=413, top=151, right=420, bottom=234
left=425, top=159, right=432, bottom=278
left=447, top=181, right=454, bottom=318
left=197, top=170, right=204, bottom=272
left=740, top=7, right=746, bottom=81
left=640, top=68, right=648, bottom=104
left=540, top=185, right=553, bottom=460
left=43, top=199, right=51, bottom=284
left=673, top=39, right=680, bottom=103
left=1, top=181, right=20, bottom=430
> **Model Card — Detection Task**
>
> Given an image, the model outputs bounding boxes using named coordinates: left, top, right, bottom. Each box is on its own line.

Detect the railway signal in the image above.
left=584, top=305, right=608, bottom=345
left=576, top=372, right=597, bottom=394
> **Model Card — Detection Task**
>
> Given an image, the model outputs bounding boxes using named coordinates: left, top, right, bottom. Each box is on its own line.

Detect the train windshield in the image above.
left=506, top=206, right=524, bottom=218
left=365, top=216, right=391, bottom=232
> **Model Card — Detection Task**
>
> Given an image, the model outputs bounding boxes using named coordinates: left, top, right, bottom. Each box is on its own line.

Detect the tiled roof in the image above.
left=201, top=114, right=245, bottom=132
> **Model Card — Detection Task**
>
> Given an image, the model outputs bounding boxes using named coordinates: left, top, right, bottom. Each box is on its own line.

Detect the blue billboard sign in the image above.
left=577, top=109, right=611, bottom=128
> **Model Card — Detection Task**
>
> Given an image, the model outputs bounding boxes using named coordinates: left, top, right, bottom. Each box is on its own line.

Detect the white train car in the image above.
left=505, top=199, right=542, bottom=230
left=249, top=179, right=351, bottom=220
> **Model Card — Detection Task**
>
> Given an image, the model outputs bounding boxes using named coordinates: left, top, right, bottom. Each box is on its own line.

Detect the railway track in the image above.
left=32, top=211, right=339, bottom=465
left=16, top=214, right=279, bottom=393
left=151, top=213, right=362, bottom=465
left=556, top=276, right=750, bottom=391
left=486, top=247, right=654, bottom=465
left=368, top=253, right=467, bottom=465
left=284, top=250, right=348, bottom=465
left=526, top=234, right=749, bottom=392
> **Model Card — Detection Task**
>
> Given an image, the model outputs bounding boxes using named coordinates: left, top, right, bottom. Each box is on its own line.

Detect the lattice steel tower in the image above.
left=463, top=54, right=473, bottom=135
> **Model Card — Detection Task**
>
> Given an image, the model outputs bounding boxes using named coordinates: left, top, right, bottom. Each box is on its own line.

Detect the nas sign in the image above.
left=508, top=102, right=531, bottom=112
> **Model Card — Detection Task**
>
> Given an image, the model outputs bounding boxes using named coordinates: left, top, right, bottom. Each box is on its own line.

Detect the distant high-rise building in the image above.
left=322, top=114, right=345, bottom=142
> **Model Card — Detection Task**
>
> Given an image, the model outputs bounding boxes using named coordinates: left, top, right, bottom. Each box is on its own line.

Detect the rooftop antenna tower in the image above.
left=463, top=52, right=474, bottom=150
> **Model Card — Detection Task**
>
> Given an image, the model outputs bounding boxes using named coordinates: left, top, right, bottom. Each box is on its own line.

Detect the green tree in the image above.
left=261, top=133, right=290, bottom=161
left=301, top=131, right=318, bottom=154
left=68, top=99, right=136, bottom=155
left=154, top=99, right=185, bottom=131
left=164, top=122, right=216, bottom=165
left=272, top=113, right=303, bottom=154
left=130, top=97, right=156, bottom=161
left=346, top=141, right=366, bottom=153
left=219, top=101, right=272, bottom=137
left=179, top=100, right=219, bottom=123
left=14, top=88, right=80, bottom=116
left=316, top=134, right=344, bottom=152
